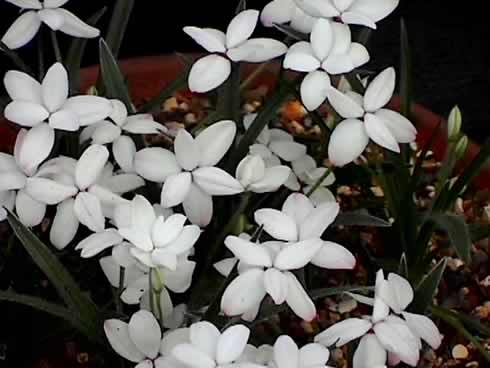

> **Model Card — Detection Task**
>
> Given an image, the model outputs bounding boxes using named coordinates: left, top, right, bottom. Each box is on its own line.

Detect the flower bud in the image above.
left=447, top=106, right=462, bottom=140
left=86, top=85, right=98, bottom=96
left=454, top=135, right=468, bottom=159
left=150, top=268, right=164, bottom=294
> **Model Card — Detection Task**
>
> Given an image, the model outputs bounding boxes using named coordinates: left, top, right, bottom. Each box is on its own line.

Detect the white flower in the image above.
left=272, top=335, right=332, bottom=368
left=293, top=0, right=399, bottom=29
left=172, top=321, right=253, bottom=368
left=105, top=309, right=190, bottom=368
left=184, top=10, right=287, bottom=92
left=327, top=67, right=417, bottom=166
left=284, top=19, right=369, bottom=111
left=2, top=0, right=100, bottom=50
left=315, top=270, right=442, bottom=368
left=237, top=343, right=273, bottom=365
left=236, top=154, right=291, bottom=193
left=4, top=63, right=112, bottom=139
left=261, top=0, right=317, bottom=34
left=113, top=195, right=201, bottom=269
left=254, top=193, right=356, bottom=269
left=133, top=120, right=243, bottom=227
left=0, top=126, right=78, bottom=227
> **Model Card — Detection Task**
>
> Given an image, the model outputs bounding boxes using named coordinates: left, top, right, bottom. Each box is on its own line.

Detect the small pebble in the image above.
left=184, top=113, right=197, bottom=124
left=337, top=298, right=358, bottom=314
left=179, top=102, right=189, bottom=111
left=465, top=362, right=479, bottom=368
left=452, top=344, right=469, bottom=360
left=370, top=186, right=384, bottom=197
left=448, top=257, right=464, bottom=271
left=480, top=275, right=490, bottom=287
left=337, top=186, right=352, bottom=196
left=163, top=97, right=179, bottom=111
left=243, top=103, right=255, bottom=113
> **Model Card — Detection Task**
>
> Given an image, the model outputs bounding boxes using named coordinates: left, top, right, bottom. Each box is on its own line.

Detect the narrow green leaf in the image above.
left=469, top=223, right=490, bottom=242
left=99, top=38, right=134, bottom=113
left=65, top=7, right=107, bottom=92
left=428, top=213, right=472, bottom=263
left=432, top=305, right=490, bottom=337
left=272, top=24, right=308, bottom=41
left=105, top=0, right=135, bottom=58
left=355, top=27, right=372, bottom=47
left=344, top=72, right=366, bottom=94
left=399, top=18, right=412, bottom=119
left=0, top=41, right=34, bottom=76
left=398, top=253, right=409, bottom=278
left=333, top=210, right=392, bottom=227
left=411, top=257, right=447, bottom=313
left=235, top=0, right=247, bottom=13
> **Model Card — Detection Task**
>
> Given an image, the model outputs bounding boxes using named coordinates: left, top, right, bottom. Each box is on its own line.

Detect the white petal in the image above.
left=375, top=109, right=416, bottom=143
left=300, top=71, right=331, bottom=111
left=248, top=166, right=291, bottom=193
left=226, top=9, right=259, bottom=49
left=214, top=258, right=237, bottom=277
left=384, top=273, right=413, bottom=313
left=15, top=124, right=53, bottom=176
left=353, top=334, right=387, bottom=368
left=284, top=272, right=316, bottom=321
left=113, top=136, right=136, bottom=173
left=274, top=238, right=322, bottom=270
left=42, top=62, right=68, bottom=112
left=299, top=201, right=339, bottom=239
left=327, top=87, right=364, bottom=118
left=109, top=99, right=128, bottom=126
left=5, top=0, right=42, bottom=9
left=183, top=26, right=226, bottom=52
left=161, top=327, right=191, bottom=355
left=118, top=228, right=153, bottom=253
left=224, top=235, right=273, bottom=267
left=129, top=310, right=162, bottom=359
left=43, top=0, right=69, bottom=8
left=63, top=96, right=112, bottom=126
left=48, top=109, right=80, bottom=131
left=260, top=0, right=295, bottom=27
left=172, top=343, right=216, bottom=368
left=120, top=276, right=148, bottom=304
left=306, top=186, right=336, bottom=206
left=161, top=224, right=201, bottom=255
left=283, top=41, right=321, bottom=72
left=269, top=140, right=307, bottom=162
left=56, top=8, right=100, bottom=38
left=195, top=120, right=237, bottom=167
left=163, top=259, right=196, bottom=293
left=152, top=214, right=186, bottom=248
left=74, top=192, right=105, bottom=232
left=348, top=43, right=370, bottom=69
left=91, top=121, right=121, bottom=144
left=15, top=190, right=46, bottom=227
left=134, top=148, right=181, bottom=183
left=402, top=312, right=442, bottom=349
left=102, top=174, right=145, bottom=194
left=130, top=195, right=156, bottom=234
left=263, top=268, right=289, bottom=304
left=315, top=318, right=373, bottom=347
left=311, top=18, right=334, bottom=61
left=216, top=325, right=250, bottom=364
left=50, top=198, right=79, bottom=249
left=25, top=177, right=77, bottom=205
left=281, top=192, right=314, bottom=225
left=341, top=11, right=377, bottom=29
left=0, top=170, right=26, bottom=191
left=348, top=0, right=399, bottom=23
left=4, top=101, right=49, bottom=127
left=75, top=144, right=109, bottom=190
left=254, top=209, right=298, bottom=241
left=221, top=268, right=266, bottom=316
left=227, top=38, right=287, bottom=63
left=193, top=167, right=243, bottom=196
left=77, top=229, right=123, bottom=258
left=294, top=0, right=340, bottom=17
left=0, top=191, right=16, bottom=221
left=364, top=67, right=396, bottom=112
left=311, top=241, right=356, bottom=269
left=183, top=183, right=213, bottom=227
left=190, top=321, right=220, bottom=358
left=111, top=243, right=137, bottom=268
left=161, top=172, right=192, bottom=208
left=328, top=119, right=369, bottom=167
left=174, top=128, right=199, bottom=171
left=104, top=319, right=146, bottom=363
left=3, top=70, right=42, bottom=104
left=188, top=55, right=231, bottom=93
left=364, top=113, right=399, bottom=153
left=236, top=155, right=266, bottom=188
left=299, top=343, right=330, bottom=367
left=1, top=11, right=41, bottom=49
left=274, top=335, right=298, bottom=368
left=123, top=116, right=166, bottom=135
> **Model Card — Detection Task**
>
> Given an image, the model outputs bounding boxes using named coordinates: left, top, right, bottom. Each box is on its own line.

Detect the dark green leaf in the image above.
left=344, top=72, right=366, bottom=94
left=411, top=257, right=447, bottom=313
left=469, top=223, right=490, bottom=242
left=65, top=7, right=107, bottom=92
left=429, top=213, right=472, bottom=263
left=105, top=0, right=135, bottom=58
left=398, top=253, right=409, bottom=278
left=235, top=0, right=247, bottom=13
left=399, top=18, right=412, bottom=119
left=355, top=27, right=372, bottom=47
left=99, top=38, right=134, bottom=113
left=0, top=41, right=34, bottom=76
left=333, top=210, right=392, bottom=227
left=272, top=24, right=308, bottom=41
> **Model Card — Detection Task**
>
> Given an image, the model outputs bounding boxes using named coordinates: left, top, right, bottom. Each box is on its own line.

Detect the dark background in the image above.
left=1, top=0, right=489, bottom=142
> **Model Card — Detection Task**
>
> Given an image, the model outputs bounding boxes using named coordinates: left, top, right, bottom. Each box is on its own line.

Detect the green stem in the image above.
left=116, top=267, right=125, bottom=314
left=240, top=62, right=269, bottom=91
left=50, top=30, right=62, bottom=63
left=0, top=42, right=34, bottom=75
left=37, top=32, right=45, bottom=80
left=306, top=167, right=333, bottom=197
left=150, top=269, right=164, bottom=330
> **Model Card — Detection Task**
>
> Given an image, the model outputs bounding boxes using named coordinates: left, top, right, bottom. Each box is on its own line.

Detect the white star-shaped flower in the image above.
left=284, top=18, right=369, bottom=111
left=261, top=0, right=317, bottom=34
left=235, top=154, right=291, bottom=193
left=327, top=67, right=417, bottom=166
left=184, top=9, right=287, bottom=92
left=272, top=335, right=333, bottom=368
left=2, top=0, right=100, bottom=50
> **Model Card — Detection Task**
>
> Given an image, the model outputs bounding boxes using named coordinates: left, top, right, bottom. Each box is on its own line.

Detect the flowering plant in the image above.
left=1, top=0, right=489, bottom=367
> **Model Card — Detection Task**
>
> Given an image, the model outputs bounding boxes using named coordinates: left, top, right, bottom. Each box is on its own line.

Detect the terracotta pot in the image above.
left=1, top=55, right=488, bottom=189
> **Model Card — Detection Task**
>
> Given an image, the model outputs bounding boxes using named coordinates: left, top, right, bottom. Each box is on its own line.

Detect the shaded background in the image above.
left=1, top=0, right=489, bottom=141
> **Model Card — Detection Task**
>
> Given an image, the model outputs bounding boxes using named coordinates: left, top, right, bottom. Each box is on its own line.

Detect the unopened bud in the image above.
left=150, top=269, right=164, bottom=294
left=447, top=105, right=462, bottom=140
left=86, top=85, right=98, bottom=96
left=454, top=135, right=468, bottom=159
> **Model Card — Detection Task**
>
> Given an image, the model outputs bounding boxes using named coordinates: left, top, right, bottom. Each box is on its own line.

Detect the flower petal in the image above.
left=353, top=333, right=387, bottom=368
left=183, top=183, right=213, bottom=227
left=300, top=70, right=331, bottom=111
left=15, top=190, right=46, bottom=227
left=104, top=319, right=146, bottom=363
left=294, top=0, right=340, bottom=17
left=190, top=321, right=220, bottom=358
left=226, top=9, right=259, bottom=49
left=134, top=148, right=181, bottom=183
left=129, top=310, right=162, bottom=359
left=195, top=120, right=237, bottom=167
left=348, top=0, right=399, bottom=23
left=384, top=272, right=413, bottom=313
left=260, top=0, right=295, bottom=27
left=48, top=109, right=80, bottom=131
left=42, top=62, right=68, bottom=112
left=25, top=177, right=78, bottom=205
left=1, top=11, right=41, bottom=49
left=364, top=67, right=396, bottom=112
left=281, top=192, right=314, bottom=225
left=315, top=318, right=372, bottom=347
left=174, top=128, right=199, bottom=171
left=341, top=11, right=377, bottom=29
left=221, top=268, right=266, bottom=317
left=77, top=229, right=123, bottom=258
left=283, top=41, right=321, bottom=72
left=56, top=8, right=100, bottom=38
left=227, top=38, right=287, bottom=63
left=236, top=155, right=266, bottom=188
left=183, top=26, right=226, bottom=53
left=299, top=343, right=330, bottom=367
left=328, top=119, right=369, bottom=167
left=193, top=167, right=243, bottom=196
left=224, top=235, right=273, bottom=267
left=248, top=165, right=291, bottom=193
left=375, top=109, right=416, bottom=143
left=269, top=140, right=307, bottom=162
left=3, top=70, right=42, bottom=104
left=50, top=198, right=79, bottom=249
left=188, top=55, right=231, bottom=93
left=284, top=271, right=316, bottom=321
left=216, top=325, right=250, bottom=364
left=63, top=96, right=112, bottom=126
left=152, top=214, right=186, bottom=248
left=349, top=42, right=370, bottom=69
left=402, top=312, right=442, bottom=349
left=299, top=201, right=339, bottom=239
left=0, top=170, right=26, bottom=191
left=91, top=120, right=121, bottom=144
left=172, top=343, right=216, bottom=368
left=254, top=208, right=298, bottom=241
left=327, top=87, right=364, bottom=118
left=311, top=18, right=334, bottom=61
left=364, top=113, right=399, bottom=152
left=264, top=268, right=289, bottom=304
left=43, top=0, right=69, bottom=8
left=123, top=116, right=166, bottom=135
left=273, top=335, right=298, bottom=368
left=274, top=238, right=322, bottom=270
left=113, top=136, right=137, bottom=173
left=311, top=241, right=356, bottom=269
left=161, top=172, right=192, bottom=208
left=74, top=192, right=105, bottom=232
left=163, top=259, right=196, bottom=293
left=75, top=144, right=109, bottom=190
left=4, top=101, right=49, bottom=127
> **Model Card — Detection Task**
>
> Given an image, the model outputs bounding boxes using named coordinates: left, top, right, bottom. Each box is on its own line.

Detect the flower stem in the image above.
left=306, top=167, right=333, bottom=197
left=50, top=30, right=62, bottom=63
left=0, top=42, right=34, bottom=76
left=150, top=269, right=164, bottom=330
left=240, top=62, right=269, bottom=91
left=116, top=266, right=125, bottom=314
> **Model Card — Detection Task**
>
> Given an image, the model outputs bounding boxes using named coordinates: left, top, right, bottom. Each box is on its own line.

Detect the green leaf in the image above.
left=428, top=213, right=472, bottom=263
left=355, top=27, right=372, bottom=47
left=469, top=223, right=490, bottom=242
left=6, top=211, right=102, bottom=342
left=411, top=257, right=447, bottom=313
left=333, top=210, right=392, bottom=227
left=399, top=18, right=412, bottom=119
left=105, top=0, right=135, bottom=58
left=398, top=253, right=409, bottom=278
left=65, top=7, right=107, bottom=92
left=0, top=41, right=34, bottom=76
left=272, top=24, right=308, bottom=41
left=235, top=0, right=247, bottom=13
left=99, top=38, right=134, bottom=113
